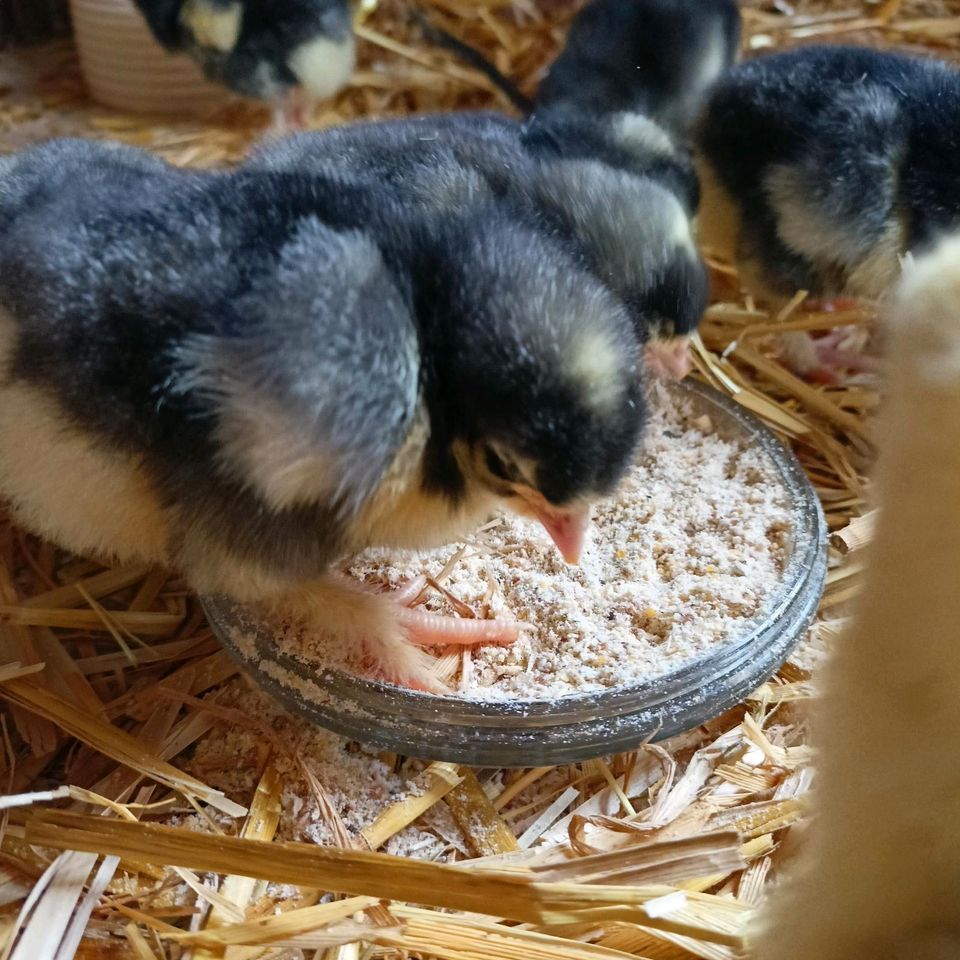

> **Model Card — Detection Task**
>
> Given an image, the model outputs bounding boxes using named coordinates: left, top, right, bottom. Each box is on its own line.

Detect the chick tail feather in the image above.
left=410, top=7, right=531, bottom=113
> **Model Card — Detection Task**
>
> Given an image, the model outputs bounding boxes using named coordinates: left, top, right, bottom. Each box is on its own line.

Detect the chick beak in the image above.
left=645, top=336, right=693, bottom=381
left=533, top=503, right=591, bottom=565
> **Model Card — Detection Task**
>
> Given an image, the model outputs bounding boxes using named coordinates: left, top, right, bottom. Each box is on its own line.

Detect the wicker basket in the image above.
left=69, top=0, right=228, bottom=115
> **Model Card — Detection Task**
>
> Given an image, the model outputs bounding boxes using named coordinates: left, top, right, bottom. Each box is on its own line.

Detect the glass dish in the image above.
left=203, top=379, right=827, bottom=767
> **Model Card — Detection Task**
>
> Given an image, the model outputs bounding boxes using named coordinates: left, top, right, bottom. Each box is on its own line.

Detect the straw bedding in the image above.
left=0, top=0, right=952, bottom=957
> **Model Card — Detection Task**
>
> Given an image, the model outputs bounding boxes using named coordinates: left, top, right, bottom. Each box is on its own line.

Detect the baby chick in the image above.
left=521, top=108, right=709, bottom=378
left=536, top=0, right=741, bottom=138
left=130, top=0, right=355, bottom=126
left=527, top=0, right=741, bottom=374
left=696, top=45, right=960, bottom=380
left=369, top=2, right=739, bottom=378
left=0, top=139, right=644, bottom=691
left=250, top=108, right=708, bottom=379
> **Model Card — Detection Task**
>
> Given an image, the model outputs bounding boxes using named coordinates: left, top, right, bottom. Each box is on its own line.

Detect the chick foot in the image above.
left=385, top=575, right=519, bottom=689
left=811, top=328, right=878, bottom=376
left=269, top=88, right=314, bottom=134
left=779, top=328, right=875, bottom=386
left=278, top=574, right=518, bottom=694
left=774, top=296, right=877, bottom=383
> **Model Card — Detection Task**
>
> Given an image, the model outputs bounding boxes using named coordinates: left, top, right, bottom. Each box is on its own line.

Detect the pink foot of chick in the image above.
left=269, top=91, right=311, bottom=135
left=799, top=331, right=878, bottom=386
left=362, top=576, right=519, bottom=693
left=812, top=328, right=879, bottom=375
left=780, top=297, right=876, bottom=384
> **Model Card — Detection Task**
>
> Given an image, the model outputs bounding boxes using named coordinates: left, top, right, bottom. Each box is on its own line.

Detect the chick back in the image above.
left=250, top=111, right=707, bottom=342
left=0, top=140, right=422, bottom=584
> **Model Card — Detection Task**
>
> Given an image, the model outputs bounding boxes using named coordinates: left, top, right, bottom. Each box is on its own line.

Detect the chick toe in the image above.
left=811, top=329, right=879, bottom=377
left=396, top=606, right=519, bottom=649
left=778, top=328, right=877, bottom=385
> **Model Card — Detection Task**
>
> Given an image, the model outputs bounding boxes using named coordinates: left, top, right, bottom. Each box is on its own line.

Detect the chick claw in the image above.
left=364, top=577, right=519, bottom=693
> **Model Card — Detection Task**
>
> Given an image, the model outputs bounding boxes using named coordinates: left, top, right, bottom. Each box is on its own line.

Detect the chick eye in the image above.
left=484, top=446, right=514, bottom=481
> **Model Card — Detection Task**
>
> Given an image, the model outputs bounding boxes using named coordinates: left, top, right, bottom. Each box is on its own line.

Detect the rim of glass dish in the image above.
left=203, top=378, right=826, bottom=726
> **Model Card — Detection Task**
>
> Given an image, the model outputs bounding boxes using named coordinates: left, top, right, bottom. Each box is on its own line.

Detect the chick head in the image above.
left=426, top=215, right=646, bottom=564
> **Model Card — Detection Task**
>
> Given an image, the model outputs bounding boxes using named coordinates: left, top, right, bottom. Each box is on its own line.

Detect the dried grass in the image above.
left=0, top=0, right=941, bottom=956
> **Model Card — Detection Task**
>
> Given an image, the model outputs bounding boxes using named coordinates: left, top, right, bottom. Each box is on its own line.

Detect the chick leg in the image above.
left=275, top=574, right=518, bottom=692
left=270, top=89, right=312, bottom=134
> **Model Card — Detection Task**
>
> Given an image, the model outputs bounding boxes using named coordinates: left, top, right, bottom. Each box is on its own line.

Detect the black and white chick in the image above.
left=524, top=0, right=741, bottom=374
left=520, top=107, right=710, bottom=379
left=398, top=0, right=742, bottom=378
left=249, top=106, right=709, bottom=380
left=695, top=45, right=960, bottom=381
left=535, top=0, right=741, bottom=139
left=0, top=138, right=644, bottom=691
left=368, top=0, right=740, bottom=378
left=130, top=0, right=355, bottom=127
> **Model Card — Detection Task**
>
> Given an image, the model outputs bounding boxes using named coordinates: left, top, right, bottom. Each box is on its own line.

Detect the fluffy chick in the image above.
left=249, top=108, right=708, bottom=378
left=130, top=0, right=355, bottom=125
left=521, top=108, right=709, bottom=376
left=364, top=2, right=737, bottom=377
left=696, top=45, right=960, bottom=379
left=536, top=0, right=741, bottom=138
left=527, top=0, right=742, bottom=374
left=0, top=139, right=644, bottom=690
